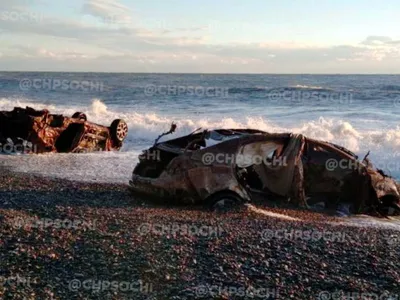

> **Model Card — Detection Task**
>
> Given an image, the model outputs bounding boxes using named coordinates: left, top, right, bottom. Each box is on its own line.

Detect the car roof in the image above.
left=158, top=128, right=359, bottom=159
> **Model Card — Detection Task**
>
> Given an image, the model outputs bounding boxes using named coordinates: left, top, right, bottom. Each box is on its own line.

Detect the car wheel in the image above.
left=208, top=192, right=244, bottom=213
left=135, top=163, right=157, bottom=178
left=110, top=119, right=128, bottom=143
left=72, top=112, right=87, bottom=121
left=379, top=195, right=400, bottom=216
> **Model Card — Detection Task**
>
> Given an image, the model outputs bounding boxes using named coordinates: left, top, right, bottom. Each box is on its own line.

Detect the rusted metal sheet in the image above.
left=0, top=106, right=128, bottom=153
left=187, top=166, right=242, bottom=200
left=130, top=127, right=400, bottom=215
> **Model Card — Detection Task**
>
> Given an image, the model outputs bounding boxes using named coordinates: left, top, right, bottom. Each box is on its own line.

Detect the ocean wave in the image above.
left=379, top=85, right=400, bottom=92
left=1, top=98, right=399, bottom=153
left=291, top=84, right=329, bottom=90
left=227, top=87, right=268, bottom=94
left=1, top=97, right=399, bottom=183
left=227, top=86, right=337, bottom=95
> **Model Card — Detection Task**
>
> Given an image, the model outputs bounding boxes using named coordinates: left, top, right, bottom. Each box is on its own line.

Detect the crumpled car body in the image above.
left=0, top=106, right=128, bottom=154
left=130, top=128, right=400, bottom=216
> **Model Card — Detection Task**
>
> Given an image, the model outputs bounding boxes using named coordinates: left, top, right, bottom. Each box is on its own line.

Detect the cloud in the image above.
left=2, top=38, right=394, bottom=73
left=356, top=36, right=400, bottom=61
left=81, top=0, right=132, bottom=24
left=1, top=3, right=400, bottom=73
left=361, top=36, right=400, bottom=46
left=165, top=26, right=210, bottom=33
left=0, top=16, right=143, bottom=42
left=2, top=45, right=92, bottom=60
left=362, top=36, right=392, bottom=45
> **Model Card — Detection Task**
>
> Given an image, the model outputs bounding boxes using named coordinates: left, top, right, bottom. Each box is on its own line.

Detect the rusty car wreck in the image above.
left=130, top=125, right=400, bottom=216
left=0, top=106, right=128, bottom=154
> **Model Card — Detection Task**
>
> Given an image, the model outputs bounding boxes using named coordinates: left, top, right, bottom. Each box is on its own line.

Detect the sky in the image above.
left=1, top=0, right=400, bottom=73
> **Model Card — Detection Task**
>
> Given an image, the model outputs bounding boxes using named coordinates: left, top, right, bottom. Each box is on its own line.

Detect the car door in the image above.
left=302, top=140, right=354, bottom=196
left=235, top=135, right=303, bottom=197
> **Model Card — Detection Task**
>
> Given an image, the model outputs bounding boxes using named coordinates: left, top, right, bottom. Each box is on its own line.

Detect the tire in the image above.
left=134, top=163, right=157, bottom=178
left=72, top=112, right=87, bottom=121
left=207, top=191, right=244, bottom=213
left=110, top=119, right=128, bottom=143
left=379, top=195, right=400, bottom=216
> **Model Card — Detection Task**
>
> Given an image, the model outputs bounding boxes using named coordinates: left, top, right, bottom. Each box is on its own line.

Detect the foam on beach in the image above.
left=245, top=204, right=301, bottom=221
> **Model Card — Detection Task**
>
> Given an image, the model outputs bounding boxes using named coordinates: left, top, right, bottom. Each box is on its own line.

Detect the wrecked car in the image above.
left=130, top=125, right=400, bottom=216
left=0, top=106, right=128, bottom=154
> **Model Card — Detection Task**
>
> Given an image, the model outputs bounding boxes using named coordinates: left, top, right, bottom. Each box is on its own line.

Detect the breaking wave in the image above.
left=291, top=84, right=327, bottom=90
left=1, top=98, right=399, bottom=152
left=1, top=97, right=399, bottom=182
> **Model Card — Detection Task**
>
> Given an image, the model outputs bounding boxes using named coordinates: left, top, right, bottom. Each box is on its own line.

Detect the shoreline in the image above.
left=1, top=168, right=399, bottom=299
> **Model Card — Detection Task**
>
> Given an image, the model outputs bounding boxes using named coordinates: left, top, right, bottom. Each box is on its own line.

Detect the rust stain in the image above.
left=0, top=106, right=127, bottom=153
left=131, top=128, right=400, bottom=216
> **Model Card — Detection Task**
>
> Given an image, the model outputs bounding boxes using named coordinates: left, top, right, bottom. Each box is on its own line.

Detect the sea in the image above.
left=1, top=72, right=400, bottom=228
left=0, top=72, right=399, bottom=184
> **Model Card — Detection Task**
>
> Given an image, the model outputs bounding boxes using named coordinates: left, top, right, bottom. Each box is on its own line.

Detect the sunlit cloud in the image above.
left=1, top=1, right=400, bottom=72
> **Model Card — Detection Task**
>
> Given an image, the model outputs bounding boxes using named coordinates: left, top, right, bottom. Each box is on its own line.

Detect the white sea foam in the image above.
left=1, top=97, right=399, bottom=183
left=292, top=84, right=327, bottom=90
left=245, top=204, right=300, bottom=221
left=330, top=215, right=400, bottom=231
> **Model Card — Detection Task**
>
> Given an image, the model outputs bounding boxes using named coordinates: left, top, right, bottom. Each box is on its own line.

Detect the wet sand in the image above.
left=0, top=168, right=399, bottom=299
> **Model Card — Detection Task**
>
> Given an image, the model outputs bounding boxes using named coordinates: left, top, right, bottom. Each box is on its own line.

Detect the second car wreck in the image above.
left=130, top=125, right=400, bottom=216
left=0, top=106, right=128, bottom=154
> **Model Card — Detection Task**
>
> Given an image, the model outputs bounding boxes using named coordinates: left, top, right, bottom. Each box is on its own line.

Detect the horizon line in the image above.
left=1, top=71, right=400, bottom=75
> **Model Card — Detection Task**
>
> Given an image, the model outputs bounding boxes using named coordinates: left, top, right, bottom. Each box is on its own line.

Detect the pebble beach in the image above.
left=1, top=168, right=399, bottom=299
